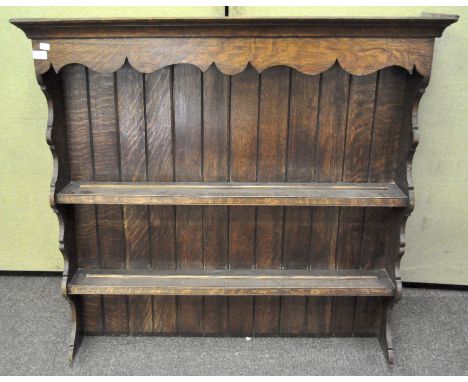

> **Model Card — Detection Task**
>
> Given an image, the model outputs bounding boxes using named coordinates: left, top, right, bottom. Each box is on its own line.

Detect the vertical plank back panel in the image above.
left=61, top=63, right=413, bottom=339
left=88, top=70, right=128, bottom=334
left=255, top=66, right=290, bottom=335
left=116, top=63, right=152, bottom=335
left=281, top=69, right=319, bottom=335
left=202, top=65, right=230, bottom=335
left=228, top=65, right=259, bottom=336
left=145, top=67, right=177, bottom=335
left=62, top=64, right=103, bottom=335
left=354, top=67, right=409, bottom=335
left=308, top=64, right=350, bottom=335
left=173, top=64, right=203, bottom=335
left=63, top=66, right=99, bottom=268
left=331, top=73, right=377, bottom=335
left=369, top=67, right=409, bottom=184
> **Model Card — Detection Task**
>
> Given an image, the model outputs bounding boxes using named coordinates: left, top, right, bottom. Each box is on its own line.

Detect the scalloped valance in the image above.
left=11, top=14, right=458, bottom=79
left=29, top=37, right=436, bottom=77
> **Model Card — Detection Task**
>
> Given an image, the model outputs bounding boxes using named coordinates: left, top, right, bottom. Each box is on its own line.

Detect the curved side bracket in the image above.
left=381, top=74, right=430, bottom=365
left=395, top=75, right=430, bottom=301
left=37, top=70, right=80, bottom=364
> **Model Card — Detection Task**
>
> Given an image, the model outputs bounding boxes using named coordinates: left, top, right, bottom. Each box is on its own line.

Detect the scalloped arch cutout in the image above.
left=34, top=37, right=434, bottom=78
left=49, top=60, right=425, bottom=82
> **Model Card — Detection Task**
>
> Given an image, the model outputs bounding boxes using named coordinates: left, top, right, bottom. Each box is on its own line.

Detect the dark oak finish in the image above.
left=27, top=37, right=438, bottom=78
left=68, top=269, right=395, bottom=297
left=57, top=181, right=409, bottom=207
left=10, top=15, right=458, bottom=39
left=145, top=66, right=178, bottom=335
left=88, top=69, right=128, bottom=335
left=12, top=14, right=457, bottom=364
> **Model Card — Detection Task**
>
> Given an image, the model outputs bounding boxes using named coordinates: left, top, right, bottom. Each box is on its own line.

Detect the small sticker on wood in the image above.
left=32, top=50, right=48, bottom=60
left=39, top=42, right=50, bottom=51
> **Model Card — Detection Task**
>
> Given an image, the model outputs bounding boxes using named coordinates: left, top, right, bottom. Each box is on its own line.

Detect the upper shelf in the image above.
left=56, top=181, right=408, bottom=207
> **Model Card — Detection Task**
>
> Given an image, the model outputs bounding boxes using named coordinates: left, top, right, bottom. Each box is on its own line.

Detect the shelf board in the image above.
left=57, top=181, right=408, bottom=207
left=67, top=269, right=395, bottom=297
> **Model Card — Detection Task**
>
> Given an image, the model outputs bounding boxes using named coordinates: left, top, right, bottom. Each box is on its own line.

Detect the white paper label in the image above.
left=39, top=42, right=50, bottom=51
left=32, top=50, right=47, bottom=60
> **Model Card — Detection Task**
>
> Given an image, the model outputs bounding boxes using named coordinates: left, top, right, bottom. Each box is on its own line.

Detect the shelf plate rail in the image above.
left=68, top=269, right=396, bottom=297
left=57, top=181, right=408, bottom=207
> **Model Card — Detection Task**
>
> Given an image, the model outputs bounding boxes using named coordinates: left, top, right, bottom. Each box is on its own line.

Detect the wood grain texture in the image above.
left=174, top=64, right=202, bottom=182
left=255, top=66, right=290, bottom=335
left=13, top=15, right=458, bottom=39
left=21, top=15, right=456, bottom=363
left=62, top=65, right=102, bottom=335
left=230, top=65, right=258, bottom=182
left=394, top=74, right=427, bottom=302
left=202, top=65, right=230, bottom=335
left=369, top=67, right=410, bottom=184
left=145, top=66, right=177, bottom=335
left=57, top=63, right=422, bottom=340
left=175, top=205, right=203, bottom=334
left=286, top=70, right=320, bottom=181
left=281, top=207, right=310, bottom=335
left=57, top=181, right=408, bottom=207
left=308, top=63, right=350, bottom=335
left=30, top=37, right=436, bottom=79
left=117, top=63, right=152, bottom=335
left=39, top=68, right=78, bottom=359
left=59, top=64, right=418, bottom=339
left=228, top=207, right=255, bottom=336
left=281, top=69, right=320, bottom=335
left=203, top=65, right=229, bottom=183
left=174, top=64, right=203, bottom=335
left=353, top=68, right=408, bottom=335
left=331, top=73, right=378, bottom=335
left=228, top=65, right=259, bottom=336
left=68, top=269, right=396, bottom=297
left=88, top=69, right=128, bottom=334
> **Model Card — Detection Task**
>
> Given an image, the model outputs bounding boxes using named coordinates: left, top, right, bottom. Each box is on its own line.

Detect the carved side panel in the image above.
left=38, top=69, right=79, bottom=361
left=394, top=75, right=428, bottom=300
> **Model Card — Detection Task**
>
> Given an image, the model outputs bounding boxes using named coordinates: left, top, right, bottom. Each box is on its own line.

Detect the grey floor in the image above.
left=0, top=275, right=466, bottom=375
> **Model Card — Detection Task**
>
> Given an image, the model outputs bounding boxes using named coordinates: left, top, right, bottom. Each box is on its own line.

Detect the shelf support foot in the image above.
left=67, top=296, right=82, bottom=365
left=378, top=299, right=394, bottom=364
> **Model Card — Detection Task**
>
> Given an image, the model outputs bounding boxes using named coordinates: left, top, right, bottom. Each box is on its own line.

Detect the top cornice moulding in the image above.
left=10, top=13, right=459, bottom=39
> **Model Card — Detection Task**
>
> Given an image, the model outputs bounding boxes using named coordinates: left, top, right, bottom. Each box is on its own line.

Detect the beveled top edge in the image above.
left=9, top=13, right=460, bottom=25
left=10, top=13, right=459, bottom=39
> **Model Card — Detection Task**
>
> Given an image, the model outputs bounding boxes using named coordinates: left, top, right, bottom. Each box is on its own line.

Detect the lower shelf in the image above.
left=67, top=269, right=395, bottom=297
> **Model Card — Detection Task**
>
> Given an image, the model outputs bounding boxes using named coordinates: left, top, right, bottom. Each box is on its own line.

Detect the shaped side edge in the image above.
left=37, top=68, right=81, bottom=363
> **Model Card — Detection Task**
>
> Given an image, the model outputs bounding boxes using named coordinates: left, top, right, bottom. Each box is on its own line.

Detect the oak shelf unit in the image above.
left=68, top=269, right=395, bottom=297
left=57, top=181, right=409, bottom=207
left=12, top=14, right=457, bottom=365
